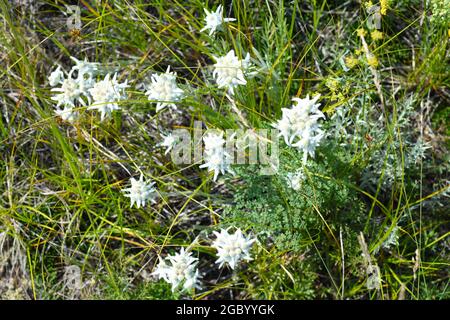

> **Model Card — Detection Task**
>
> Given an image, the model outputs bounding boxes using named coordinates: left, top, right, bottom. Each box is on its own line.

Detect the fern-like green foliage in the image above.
left=223, top=143, right=366, bottom=253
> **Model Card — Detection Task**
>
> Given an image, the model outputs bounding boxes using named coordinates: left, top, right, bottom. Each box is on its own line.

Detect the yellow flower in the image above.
left=355, top=48, right=364, bottom=56
left=326, top=78, right=339, bottom=92
left=380, top=0, right=388, bottom=15
left=371, top=30, right=384, bottom=41
left=357, top=28, right=367, bottom=37
left=367, top=55, right=379, bottom=68
left=345, top=56, right=359, bottom=69
left=365, top=1, right=374, bottom=9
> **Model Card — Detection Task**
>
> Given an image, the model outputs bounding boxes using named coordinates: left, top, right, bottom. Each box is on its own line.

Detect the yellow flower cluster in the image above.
left=325, top=78, right=351, bottom=102
left=357, top=28, right=367, bottom=37
left=371, top=30, right=384, bottom=41
left=367, top=55, right=379, bottom=68
left=345, top=56, right=359, bottom=69
left=364, top=1, right=374, bottom=9
left=380, top=0, right=388, bottom=15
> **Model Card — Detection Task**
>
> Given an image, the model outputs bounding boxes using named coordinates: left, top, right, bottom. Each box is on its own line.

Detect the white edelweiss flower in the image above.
left=273, top=94, right=325, bottom=163
left=48, top=66, right=65, bottom=87
left=291, top=126, right=324, bottom=163
left=212, top=228, right=256, bottom=270
left=75, top=75, right=95, bottom=103
left=55, top=106, right=78, bottom=123
left=160, top=133, right=178, bottom=155
left=212, top=50, right=250, bottom=94
left=152, top=248, right=201, bottom=292
left=70, top=56, right=99, bottom=79
left=51, top=77, right=84, bottom=108
left=200, top=4, right=236, bottom=36
left=69, top=57, right=98, bottom=99
left=199, top=131, right=234, bottom=181
left=122, top=174, right=157, bottom=208
left=145, top=66, right=184, bottom=112
left=88, top=73, right=129, bottom=121
left=286, top=170, right=305, bottom=191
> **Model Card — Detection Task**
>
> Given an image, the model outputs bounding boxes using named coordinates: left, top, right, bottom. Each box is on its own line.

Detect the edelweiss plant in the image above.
left=152, top=248, right=200, bottom=292
left=212, top=50, right=251, bottom=94
left=273, top=95, right=325, bottom=163
left=122, top=174, right=157, bottom=208
left=160, top=133, right=178, bottom=155
left=49, top=56, right=100, bottom=123
left=70, top=56, right=99, bottom=85
left=199, top=131, right=234, bottom=181
left=211, top=228, right=256, bottom=270
left=88, top=73, right=129, bottom=121
left=200, top=4, right=236, bottom=36
left=51, top=76, right=84, bottom=107
left=145, top=66, right=184, bottom=112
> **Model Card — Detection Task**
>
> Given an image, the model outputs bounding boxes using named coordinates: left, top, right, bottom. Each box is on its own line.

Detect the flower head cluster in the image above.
left=122, top=174, right=157, bottom=208
left=145, top=66, right=184, bottom=112
left=49, top=57, right=99, bottom=122
left=152, top=248, right=200, bottom=292
left=51, top=76, right=84, bottom=108
left=200, top=4, right=236, bottom=36
left=199, top=131, right=234, bottom=181
left=212, top=50, right=251, bottom=94
left=380, top=0, right=389, bottom=15
left=88, top=73, right=129, bottom=121
left=211, top=228, right=256, bottom=270
left=273, top=95, right=325, bottom=163
left=70, top=56, right=98, bottom=78
left=49, top=57, right=129, bottom=122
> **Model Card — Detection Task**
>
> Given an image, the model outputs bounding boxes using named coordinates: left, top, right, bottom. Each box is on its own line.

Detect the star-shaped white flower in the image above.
left=199, top=131, right=234, bottom=181
left=291, top=126, right=324, bottom=163
left=160, top=133, right=178, bottom=155
left=273, top=94, right=325, bottom=163
left=212, top=50, right=250, bottom=94
left=122, top=174, right=157, bottom=208
left=51, top=77, right=84, bottom=108
left=200, top=4, right=236, bottom=36
left=145, top=66, right=184, bottom=112
left=212, top=228, right=256, bottom=270
left=152, top=248, right=201, bottom=292
left=49, top=57, right=103, bottom=124
left=70, top=56, right=98, bottom=79
left=88, top=73, right=129, bottom=121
